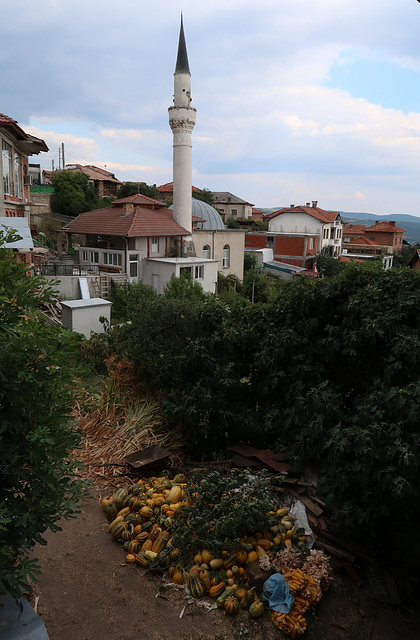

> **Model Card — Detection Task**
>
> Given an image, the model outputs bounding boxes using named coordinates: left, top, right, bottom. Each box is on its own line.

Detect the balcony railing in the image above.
left=41, top=263, right=100, bottom=277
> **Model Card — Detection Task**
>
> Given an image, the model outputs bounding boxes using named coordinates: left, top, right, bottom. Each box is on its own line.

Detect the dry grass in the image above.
left=72, top=357, right=182, bottom=487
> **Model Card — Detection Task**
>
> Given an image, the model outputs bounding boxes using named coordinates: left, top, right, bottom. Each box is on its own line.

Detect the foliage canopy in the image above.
left=0, top=229, right=89, bottom=597
left=50, top=170, right=99, bottom=216
left=106, top=263, right=420, bottom=561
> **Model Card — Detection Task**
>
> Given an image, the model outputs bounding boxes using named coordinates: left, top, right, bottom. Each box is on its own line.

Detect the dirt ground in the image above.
left=30, top=487, right=420, bottom=640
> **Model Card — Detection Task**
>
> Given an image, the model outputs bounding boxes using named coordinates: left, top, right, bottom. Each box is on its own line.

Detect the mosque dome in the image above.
left=170, top=199, right=225, bottom=231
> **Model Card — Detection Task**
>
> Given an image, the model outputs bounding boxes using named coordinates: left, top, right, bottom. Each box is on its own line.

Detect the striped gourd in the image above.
left=209, top=581, right=226, bottom=598
left=188, top=574, right=205, bottom=599
left=151, top=531, right=169, bottom=554
left=135, top=552, right=149, bottom=568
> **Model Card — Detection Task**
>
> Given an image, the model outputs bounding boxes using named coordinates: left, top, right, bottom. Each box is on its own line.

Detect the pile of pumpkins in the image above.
left=101, top=473, right=316, bottom=631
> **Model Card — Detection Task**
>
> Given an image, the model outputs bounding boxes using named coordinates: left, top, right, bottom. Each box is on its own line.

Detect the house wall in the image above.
left=366, top=231, right=403, bottom=253
left=142, top=258, right=218, bottom=294
left=269, top=211, right=342, bottom=255
left=193, top=229, right=245, bottom=280
left=1, top=128, right=29, bottom=218
left=214, top=202, right=253, bottom=220
left=246, top=232, right=318, bottom=269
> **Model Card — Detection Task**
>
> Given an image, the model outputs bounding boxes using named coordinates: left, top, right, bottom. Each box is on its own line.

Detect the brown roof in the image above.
left=65, top=164, right=121, bottom=184
left=0, top=113, right=27, bottom=139
left=267, top=204, right=340, bottom=224
left=157, top=181, right=202, bottom=193
left=343, top=224, right=367, bottom=234
left=0, top=113, right=49, bottom=152
left=113, top=193, right=166, bottom=208
left=63, top=204, right=189, bottom=238
left=346, top=236, right=380, bottom=247
left=366, top=221, right=406, bottom=233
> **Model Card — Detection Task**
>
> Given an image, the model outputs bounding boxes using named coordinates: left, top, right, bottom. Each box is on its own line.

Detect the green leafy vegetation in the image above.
left=0, top=229, right=89, bottom=598
left=105, top=263, right=420, bottom=565
left=117, top=181, right=161, bottom=200
left=50, top=170, right=99, bottom=216
left=171, top=469, right=281, bottom=556
left=192, top=187, right=214, bottom=205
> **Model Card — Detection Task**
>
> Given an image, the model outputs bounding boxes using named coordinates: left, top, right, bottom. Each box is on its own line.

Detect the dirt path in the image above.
left=30, top=491, right=420, bottom=640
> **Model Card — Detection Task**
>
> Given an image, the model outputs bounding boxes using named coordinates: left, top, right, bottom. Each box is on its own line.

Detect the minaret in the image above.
left=169, top=15, right=196, bottom=241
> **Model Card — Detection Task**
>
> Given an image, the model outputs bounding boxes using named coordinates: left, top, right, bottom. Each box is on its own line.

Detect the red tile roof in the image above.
left=0, top=113, right=27, bottom=139
left=65, top=164, right=121, bottom=183
left=113, top=193, right=166, bottom=207
left=343, top=224, right=367, bottom=234
left=267, top=204, right=340, bottom=223
left=63, top=205, right=189, bottom=237
left=0, top=113, right=49, bottom=151
left=346, top=236, right=380, bottom=246
left=366, top=221, right=406, bottom=233
left=157, top=181, right=201, bottom=193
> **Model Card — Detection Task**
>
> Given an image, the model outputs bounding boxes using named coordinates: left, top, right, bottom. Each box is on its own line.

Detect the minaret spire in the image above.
left=169, top=15, right=197, bottom=240
left=175, top=13, right=190, bottom=75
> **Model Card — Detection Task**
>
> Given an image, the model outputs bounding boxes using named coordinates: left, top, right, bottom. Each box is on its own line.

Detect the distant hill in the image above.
left=259, top=208, right=420, bottom=245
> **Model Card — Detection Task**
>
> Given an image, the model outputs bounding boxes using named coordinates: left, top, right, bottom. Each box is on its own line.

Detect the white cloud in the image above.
left=3, top=0, right=420, bottom=215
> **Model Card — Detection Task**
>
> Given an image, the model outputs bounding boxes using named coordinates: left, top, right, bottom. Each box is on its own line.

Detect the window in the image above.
left=308, top=237, right=314, bottom=250
left=81, top=250, right=88, bottom=262
left=202, top=244, right=210, bottom=259
left=151, top=236, right=159, bottom=253
left=90, top=251, right=99, bottom=264
left=267, top=236, right=274, bottom=248
left=223, top=244, right=230, bottom=268
left=13, top=152, right=22, bottom=197
left=104, top=252, right=122, bottom=266
left=231, top=209, right=238, bottom=217
left=2, top=141, right=11, bottom=195
left=330, top=228, right=335, bottom=240
left=195, top=265, right=204, bottom=279
left=323, top=228, right=329, bottom=239
left=180, top=266, right=192, bottom=278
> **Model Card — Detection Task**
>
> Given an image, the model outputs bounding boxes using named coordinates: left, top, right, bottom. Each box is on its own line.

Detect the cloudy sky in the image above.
left=2, top=0, right=420, bottom=215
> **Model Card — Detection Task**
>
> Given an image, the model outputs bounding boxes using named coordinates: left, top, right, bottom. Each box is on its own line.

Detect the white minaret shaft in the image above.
left=168, top=15, right=196, bottom=235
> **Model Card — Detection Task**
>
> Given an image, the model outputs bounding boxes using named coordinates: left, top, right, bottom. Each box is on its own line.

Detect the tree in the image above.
left=315, top=245, right=343, bottom=277
left=0, top=228, right=88, bottom=598
left=392, top=243, right=420, bottom=268
left=107, top=261, right=420, bottom=568
left=192, top=187, right=214, bottom=205
left=163, top=272, right=207, bottom=300
left=117, top=182, right=161, bottom=200
left=50, top=170, right=98, bottom=216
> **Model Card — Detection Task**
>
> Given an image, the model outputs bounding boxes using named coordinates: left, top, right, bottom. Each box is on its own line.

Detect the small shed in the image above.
left=60, top=298, right=111, bottom=338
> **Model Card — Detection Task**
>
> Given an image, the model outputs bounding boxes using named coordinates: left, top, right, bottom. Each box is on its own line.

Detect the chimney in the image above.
left=312, top=201, right=318, bottom=208
left=390, top=221, right=396, bottom=226
left=290, top=204, right=295, bottom=208
left=123, top=203, right=134, bottom=215
left=306, top=202, right=310, bottom=206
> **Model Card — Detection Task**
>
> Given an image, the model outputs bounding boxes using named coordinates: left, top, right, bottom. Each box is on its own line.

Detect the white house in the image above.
left=266, top=201, right=343, bottom=256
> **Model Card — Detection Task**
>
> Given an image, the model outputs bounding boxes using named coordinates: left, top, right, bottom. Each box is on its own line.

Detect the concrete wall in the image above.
left=142, top=257, right=218, bottom=294
left=61, top=298, right=111, bottom=338
left=43, top=275, right=100, bottom=300
left=193, top=229, right=245, bottom=281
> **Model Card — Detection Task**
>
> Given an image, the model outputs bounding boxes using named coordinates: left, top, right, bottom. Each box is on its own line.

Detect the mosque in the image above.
left=64, top=17, right=245, bottom=294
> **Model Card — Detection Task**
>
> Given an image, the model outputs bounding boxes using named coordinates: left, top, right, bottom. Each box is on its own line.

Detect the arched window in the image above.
left=202, top=244, right=210, bottom=259
left=223, top=244, right=230, bottom=268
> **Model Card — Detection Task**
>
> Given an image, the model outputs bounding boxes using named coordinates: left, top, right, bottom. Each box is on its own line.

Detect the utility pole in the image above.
left=58, top=146, right=61, bottom=170
left=62, top=143, right=65, bottom=169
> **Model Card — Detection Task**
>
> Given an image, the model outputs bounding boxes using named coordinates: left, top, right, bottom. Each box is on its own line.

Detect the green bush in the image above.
left=0, top=229, right=89, bottom=597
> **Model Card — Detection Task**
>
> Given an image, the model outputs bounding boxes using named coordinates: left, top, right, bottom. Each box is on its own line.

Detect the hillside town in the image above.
left=2, top=14, right=420, bottom=640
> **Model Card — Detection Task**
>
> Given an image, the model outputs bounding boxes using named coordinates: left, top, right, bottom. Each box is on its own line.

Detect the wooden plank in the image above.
left=315, top=540, right=355, bottom=563
left=289, top=489, right=324, bottom=517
